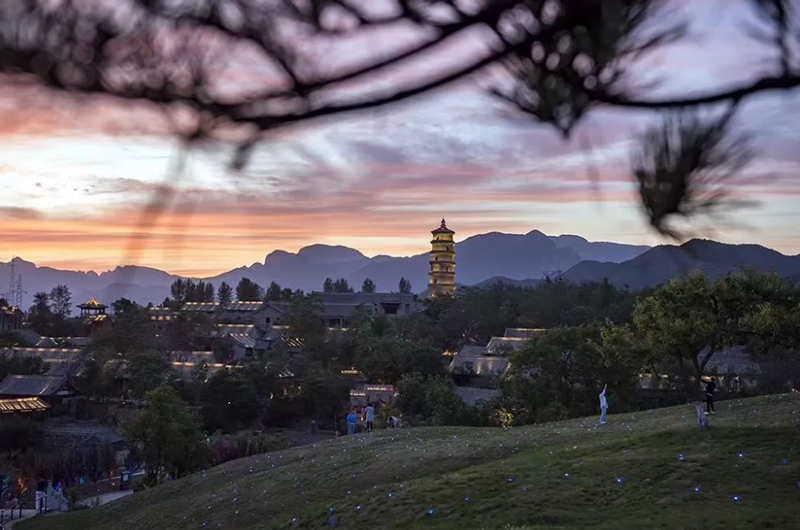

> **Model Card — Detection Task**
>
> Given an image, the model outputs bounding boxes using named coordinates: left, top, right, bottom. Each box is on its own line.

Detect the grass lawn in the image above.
left=19, top=394, right=800, bottom=530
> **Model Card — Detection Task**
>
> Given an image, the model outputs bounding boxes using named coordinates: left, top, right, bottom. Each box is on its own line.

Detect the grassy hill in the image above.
left=21, top=394, right=800, bottom=530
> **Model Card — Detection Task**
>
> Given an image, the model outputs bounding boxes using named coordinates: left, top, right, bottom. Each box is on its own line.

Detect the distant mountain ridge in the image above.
left=3, top=231, right=798, bottom=308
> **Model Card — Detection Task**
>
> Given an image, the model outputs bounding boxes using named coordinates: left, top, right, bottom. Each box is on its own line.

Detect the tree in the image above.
left=49, top=284, right=72, bottom=318
left=217, top=282, right=233, bottom=307
left=266, top=281, right=283, bottom=301
left=632, top=269, right=795, bottom=396
left=236, top=277, right=264, bottom=301
left=333, top=278, right=353, bottom=293
left=27, top=291, right=52, bottom=333
left=200, top=370, right=261, bottom=433
left=398, top=277, right=412, bottom=294
left=323, top=278, right=334, bottom=293
left=505, top=324, right=639, bottom=422
left=361, top=278, right=377, bottom=293
left=126, top=350, right=172, bottom=400
left=5, top=1, right=798, bottom=238
left=121, top=384, right=207, bottom=485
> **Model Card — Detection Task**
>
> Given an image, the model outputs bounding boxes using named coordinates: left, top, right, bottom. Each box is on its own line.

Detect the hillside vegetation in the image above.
left=21, top=394, right=800, bottom=530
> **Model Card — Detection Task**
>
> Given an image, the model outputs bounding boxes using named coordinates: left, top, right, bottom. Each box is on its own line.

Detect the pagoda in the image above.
left=428, top=219, right=456, bottom=296
left=77, top=297, right=109, bottom=334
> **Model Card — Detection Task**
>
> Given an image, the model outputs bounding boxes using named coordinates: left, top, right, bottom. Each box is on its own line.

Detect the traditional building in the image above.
left=77, top=297, right=109, bottom=334
left=429, top=218, right=456, bottom=296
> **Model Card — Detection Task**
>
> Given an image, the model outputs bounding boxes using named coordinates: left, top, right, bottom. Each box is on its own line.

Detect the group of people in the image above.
left=346, top=402, right=376, bottom=435
left=344, top=402, right=402, bottom=435
left=597, top=376, right=718, bottom=424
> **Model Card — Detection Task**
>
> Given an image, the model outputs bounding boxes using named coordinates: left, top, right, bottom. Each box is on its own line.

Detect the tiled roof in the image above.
left=229, top=334, right=257, bottom=348
left=0, top=375, right=69, bottom=397
left=503, top=328, right=546, bottom=339
left=216, top=324, right=257, bottom=337
left=0, top=397, right=50, bottom=413
left=180, top=302, right=218, bottom=312
left=486, top=336, right=528, bottom=354
left=449, top=355, right=510, bottom=375
left=224, top=301, right=264, bottom=312
left=79, top=297, right=105, bottom=308
left=2, top=347, right=83, bottom=360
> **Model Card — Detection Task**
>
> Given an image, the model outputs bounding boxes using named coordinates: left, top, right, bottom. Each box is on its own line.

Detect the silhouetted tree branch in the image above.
left=2, top=0, right=799, bottom=237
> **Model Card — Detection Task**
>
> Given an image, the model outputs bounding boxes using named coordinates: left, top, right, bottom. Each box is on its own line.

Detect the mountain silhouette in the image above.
left=5, top=232, right=797, bottom=308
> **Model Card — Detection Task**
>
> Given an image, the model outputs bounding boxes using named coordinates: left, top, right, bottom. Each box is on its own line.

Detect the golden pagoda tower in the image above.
left=429, top=218, right=456, bottom=296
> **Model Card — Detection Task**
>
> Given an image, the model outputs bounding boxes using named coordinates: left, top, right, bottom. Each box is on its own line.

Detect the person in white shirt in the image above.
left=599, top=384, right=608, bottom=424
left=365, top=403, right=375, bottom=432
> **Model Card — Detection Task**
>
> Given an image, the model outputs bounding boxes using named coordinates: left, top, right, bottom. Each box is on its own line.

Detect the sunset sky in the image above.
left=1, top=0, right=799, bottom=277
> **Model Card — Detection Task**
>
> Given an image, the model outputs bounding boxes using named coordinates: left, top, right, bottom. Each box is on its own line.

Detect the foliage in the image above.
left=0, top=353, right=47, bottom=381
left=0, top=418, right=43, bottom=460
left=120, top=384, right=207, bottom=485
left=361, top=278, right=376, bottom=294
left=216, top=281, right=234, bottom=307
left=398, top=277, right=412, bottom=294
left=632, top=268, right=799, bottom=393
left=323, top=278, right=354, bottom=293
left=200, top=370, right=261, bottom=434
left=49, top=284, right=72, bottom=318
left=395, top=373, right=484, bottom=426
left=90, top=300, right=155, bottom=355
left=505, top=324, right=640, bottom=423
left=236, top=278, right=264, bottom=302
left=126, top=350, right=172, bottom=400
left=208, top=432, right=288, bottom=466
left=169, top=279, right=215, bottom=307
left=299, top=369, right=350, bottom=421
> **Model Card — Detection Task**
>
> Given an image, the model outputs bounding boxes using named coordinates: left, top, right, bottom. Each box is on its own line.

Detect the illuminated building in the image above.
left=428, top=218, right=456, bottom=296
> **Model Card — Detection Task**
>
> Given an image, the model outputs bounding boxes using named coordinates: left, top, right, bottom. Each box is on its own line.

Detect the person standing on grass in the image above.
left=599, top=384, right=608, bottom=424
left=365, top=402, right=375, bottom=432
left=347, top=408, right=358, bottom=435
left=704, top=377, right=717, bottom=415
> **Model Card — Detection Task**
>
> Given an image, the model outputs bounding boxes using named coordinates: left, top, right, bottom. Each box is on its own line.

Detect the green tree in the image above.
left=0, top=353, right=46, bottom=381
left=200, top=370, right=261, bottom=433
left=506, top=324, right=639, bottom=422
left=398, top=277, right=412, bottom=294
left=361, top=278, right=377, bottom=293
left=236, top=277, right=264, bottom=301
left=121, top=384, right=207, bottom=485
left=266, top=281, right=283, bottom=301
left=27, top=291, right=52, bottom=334
left=632, top=269, right=793, bottom=393
left=333, top=278, right=353, bottom=293
left=49, top=284, right=72, bottom=318
left=127, top=350, right=171, bottom=400
left=90, top=301, right=155, bottom=355
left=323, top=278, right=334, bottom=293
left=217, top=281, right=233, bottom=307
left=300, top=369, right=350, bottom=421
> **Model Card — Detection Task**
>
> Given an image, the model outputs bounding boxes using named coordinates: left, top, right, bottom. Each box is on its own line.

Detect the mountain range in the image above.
left=2, top=230, right=798, bottom=309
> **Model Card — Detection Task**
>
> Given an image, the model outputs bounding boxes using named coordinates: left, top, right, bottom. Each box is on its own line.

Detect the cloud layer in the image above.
left=1, top=0, right=799, bottom=275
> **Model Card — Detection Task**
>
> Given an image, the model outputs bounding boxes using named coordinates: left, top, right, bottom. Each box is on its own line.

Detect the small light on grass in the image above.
left=678, top=454, right=686, bottom=462
left=733, top=495, right=742, bottom=503
left=428, top=508, right=436, bottom=516
left=694, top=486, right=701, bottom=493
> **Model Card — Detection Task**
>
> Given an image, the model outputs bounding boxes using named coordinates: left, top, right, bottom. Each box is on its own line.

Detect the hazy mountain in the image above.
left=550, top=234, right=650, bottom=263
left=3, top=229, right=652, bottom=307
left=561, top=239, right=800, bottom=289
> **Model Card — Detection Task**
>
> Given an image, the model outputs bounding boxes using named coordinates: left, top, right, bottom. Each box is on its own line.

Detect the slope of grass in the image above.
left=20, top=394, right=800, bottom=530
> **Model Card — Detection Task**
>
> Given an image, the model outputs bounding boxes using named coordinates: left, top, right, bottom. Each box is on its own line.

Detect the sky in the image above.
left=1, top=0, right=799, bottom=277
